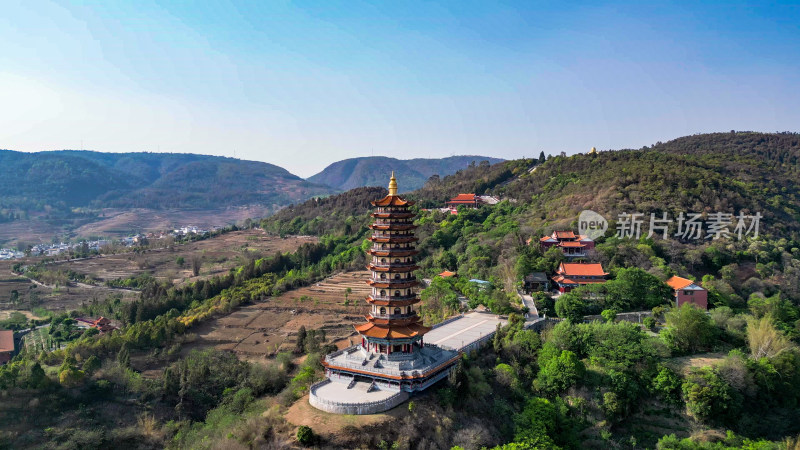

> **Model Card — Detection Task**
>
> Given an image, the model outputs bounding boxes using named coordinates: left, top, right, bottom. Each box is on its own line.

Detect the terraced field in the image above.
left=182, top=271, right=372, bottom=361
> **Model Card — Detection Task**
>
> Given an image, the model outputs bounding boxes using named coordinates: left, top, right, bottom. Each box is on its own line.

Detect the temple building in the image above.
left=445, top=193, right=500, bottom=210
left=538, top=230, right=595, bottom=259
left=552, top=262, right=608, bottom=293
left=310, top=173, right=460, bottom=414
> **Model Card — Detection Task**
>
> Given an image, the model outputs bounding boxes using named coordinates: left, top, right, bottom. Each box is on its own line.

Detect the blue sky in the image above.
left=1, top=1, right=798, bottom=177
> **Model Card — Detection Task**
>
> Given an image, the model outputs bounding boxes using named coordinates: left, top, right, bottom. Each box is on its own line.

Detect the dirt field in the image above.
left=43, top=230, right=317, bottom=286
left=0, top=205, right=277, bottom=247
left=0, top=264, right=137, bottom=316
left=666, top=352, right=728, bottom=375
left=284, top=393, right=407, bottom=436
left=74, top=206, right=276, bottom=237
left=0, top=231, right=317, bottom=315
left=183, top=271, right=372, bottom=361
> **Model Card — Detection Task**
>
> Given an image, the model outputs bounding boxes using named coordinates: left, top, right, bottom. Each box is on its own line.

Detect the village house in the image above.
left=665, top=276, right=708, bottom=310
left=538, top=230, right=595, bottom=258
left=552, top=262, right=608, bottom=293
left=0, top=330, right=15, bottom=365
left=76, top=316, right=117, bottom=333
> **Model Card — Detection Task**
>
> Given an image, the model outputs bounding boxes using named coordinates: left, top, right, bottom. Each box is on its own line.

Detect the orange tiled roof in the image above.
left=448, top=193, right=477, bottom=202
left=439, top=270, right=457, bottom=277
left=540, top=236, right=556, bottom=242
left=557, top=241, right=586, bottom=248
left=554, top=231, right=576, bottom=239
left=666, top=276, right=695, bottom=290
left=354, top=321, right=430, bottom=339
left=557, top=262, right=607, bottom=277
left=0, top=330, right=13, bottom=353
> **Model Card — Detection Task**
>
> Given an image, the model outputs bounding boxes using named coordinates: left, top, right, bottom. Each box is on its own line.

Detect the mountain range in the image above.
left=0, top=151, right=502, bottom=212
left=306, top=155, right=505, bottom=192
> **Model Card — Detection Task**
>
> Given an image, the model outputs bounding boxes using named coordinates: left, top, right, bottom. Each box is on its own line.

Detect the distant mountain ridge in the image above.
left=307, top=155, right=505, bottom=192
left=0, top=150, right=330, bottom=211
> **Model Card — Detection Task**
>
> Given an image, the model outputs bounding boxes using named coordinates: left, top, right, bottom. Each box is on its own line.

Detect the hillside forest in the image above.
left=1, top=132, right=800, bottom=449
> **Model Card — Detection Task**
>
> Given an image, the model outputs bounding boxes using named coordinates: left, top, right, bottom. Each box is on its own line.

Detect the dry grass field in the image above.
left=44, top=230, right=317, bottom=286
left=0, top=231, right=317, bottom=317
left=0, top=205, right=277, bottom=247
left=183, top=271, right=372, bottom=361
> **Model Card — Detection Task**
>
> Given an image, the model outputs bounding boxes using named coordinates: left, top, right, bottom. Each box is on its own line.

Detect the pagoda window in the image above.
left=380, top=273, right=387, bottom=279
left=394, top=273, right=401, bottom=280
left=394, top=258, right=401, bottom=264
left=381, top=258, right=387, bottom=264
left=394, top=290, right=400, bottom=296
left=394, top=307, right=401, bottom=315
left=380, top=290, right=386, bottom=297
left=379, top=307, right=386, bottom=315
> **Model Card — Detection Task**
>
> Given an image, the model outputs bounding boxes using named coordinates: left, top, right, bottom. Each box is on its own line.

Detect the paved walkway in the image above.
left=424, top=312, right=507, bottom=351
left=517, top=291, right=539, bottom=319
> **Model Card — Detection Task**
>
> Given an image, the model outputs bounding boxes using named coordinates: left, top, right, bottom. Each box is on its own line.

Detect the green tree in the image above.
left=652, top=365, right=682, bottom=404
left=535, top=350, right=585, bottom=395
left=601, top=309, right=617, bottom=323
left=682, top=367, right=742, bottom=424
left=82, top=355, right=101, bottom=375
left=296, top=425, right=315, bottom=446
left=513, top=397, right=560, bottom=449
left=604, top=267, right=672, bottom=310
left=663, top=304, right=716, bottom=354
left=555, top=292, right=585, bottom=322
left=295, top=326, right=307, bottom=354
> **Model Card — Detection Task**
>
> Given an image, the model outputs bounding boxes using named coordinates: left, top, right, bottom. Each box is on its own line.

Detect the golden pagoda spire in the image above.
left=388, top=171, right=398, bottom=196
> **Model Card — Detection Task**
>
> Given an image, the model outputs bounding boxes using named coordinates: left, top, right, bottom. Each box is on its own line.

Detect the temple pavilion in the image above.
left=310, top=173, right=459, bottom=414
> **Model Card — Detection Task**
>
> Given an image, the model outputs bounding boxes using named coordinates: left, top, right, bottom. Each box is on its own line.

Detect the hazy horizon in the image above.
left=2, top=1, right=799, bottom=178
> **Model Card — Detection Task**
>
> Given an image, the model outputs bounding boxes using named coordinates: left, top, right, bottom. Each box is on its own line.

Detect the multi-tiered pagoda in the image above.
left=356, top=171, right=430, bottom=353
left=311, top=173, right=459, bottom=414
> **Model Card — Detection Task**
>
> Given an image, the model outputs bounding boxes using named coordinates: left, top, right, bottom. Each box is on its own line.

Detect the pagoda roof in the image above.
left=438, top=270, right=457, bottom=278
left=554, top=230, right=577, bottom=239
left=372, top=195, right=414, bottom=207
left=354, top=321, right=430, bottom=339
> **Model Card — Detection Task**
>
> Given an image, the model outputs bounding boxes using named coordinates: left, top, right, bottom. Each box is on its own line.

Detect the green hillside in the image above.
left=306, top=155, right=505, bottom=191
left=0, top=150, right=331, bottom=211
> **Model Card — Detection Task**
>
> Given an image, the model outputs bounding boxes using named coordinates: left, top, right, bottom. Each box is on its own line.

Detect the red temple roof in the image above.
left=439, top=270, right=457, bottom=278
left=447, top=194, right=477, bottom=204
left=554, top=231, right=576, bottom=239
left=557, top=241, right=586, bottom=248
left=557, top=262, right=608, bottom=277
